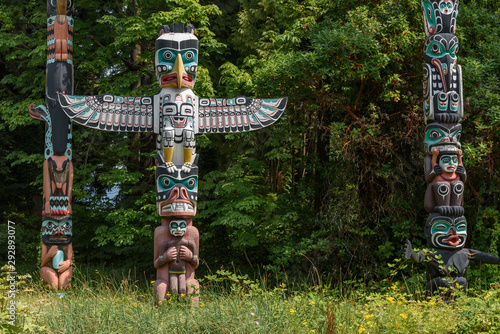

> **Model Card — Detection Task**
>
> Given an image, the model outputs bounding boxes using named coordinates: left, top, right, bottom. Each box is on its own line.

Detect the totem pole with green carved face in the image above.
left=405, top=0, right=500, bottom=300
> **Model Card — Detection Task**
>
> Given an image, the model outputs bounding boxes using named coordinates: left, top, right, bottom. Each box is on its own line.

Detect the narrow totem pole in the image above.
left=57, top=22, right=287, bottom=303
left=405, top=0, right=500, bottom=298
left=29, top=0, right=74, bottom=290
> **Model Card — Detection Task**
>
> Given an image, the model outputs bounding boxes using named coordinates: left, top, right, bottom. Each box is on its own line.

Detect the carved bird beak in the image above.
left=173, top=55, right=185, bottom=89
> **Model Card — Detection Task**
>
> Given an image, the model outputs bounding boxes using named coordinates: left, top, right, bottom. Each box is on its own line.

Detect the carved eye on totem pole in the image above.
left=169, top=220, right=188, bottom=237
left=155, top=164, right=198, bottom=217
left=422, top=0, right=458, bottom=36
left=425, top=213, right=467, bottom=249
left=424, top=123, right=461, bottom=154
left=42, top=217, right=72, bottom=244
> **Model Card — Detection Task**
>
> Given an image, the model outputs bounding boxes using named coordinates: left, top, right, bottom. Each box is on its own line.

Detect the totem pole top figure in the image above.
left=422, top=0, right=459, bottom=36
left=155, top=23, right=198, bottom=90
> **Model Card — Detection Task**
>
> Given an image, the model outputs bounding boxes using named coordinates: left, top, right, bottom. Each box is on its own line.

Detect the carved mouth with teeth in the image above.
left=159, top=200, right=195, bottom=217
left=428, top=144, right=460, bottom=154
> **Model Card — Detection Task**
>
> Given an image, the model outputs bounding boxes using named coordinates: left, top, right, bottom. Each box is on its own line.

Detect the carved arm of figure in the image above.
left=455, top=149, right=467, bottom=183
left=179, top=241, right=199, bottom=269
left=425, top=148, right=443, bottom=183
left=154, top=240, right=177, bottom=269
left=57, top=244, right=73, bottom=274
left=469, top=249, right=500, bottom=265
left=431, top=148, right=442, bottom=175
left=41, top=244, right=58, bottom=268
left=404, top=240, right=426, bottom=263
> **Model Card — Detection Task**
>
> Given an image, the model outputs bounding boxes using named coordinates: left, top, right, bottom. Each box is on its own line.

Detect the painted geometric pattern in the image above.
left=197, top=97, right=287, bottom=133
left=58, top=94, right=155, bottom=132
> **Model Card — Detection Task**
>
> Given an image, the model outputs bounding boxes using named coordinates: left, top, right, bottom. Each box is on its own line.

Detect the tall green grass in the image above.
left=2, top=264, right=500, bottom=333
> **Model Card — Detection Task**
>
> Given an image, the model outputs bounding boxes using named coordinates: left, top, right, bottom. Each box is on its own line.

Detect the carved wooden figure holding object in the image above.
left=41, top=243, right=73, bottom=290
left=154, top=218, right=199, bottom=303
left=424, top=148, right=464, bottom=213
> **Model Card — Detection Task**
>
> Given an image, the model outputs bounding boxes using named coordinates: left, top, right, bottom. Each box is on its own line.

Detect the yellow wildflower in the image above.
left=309, top=301, right=316, bottom=306
left=290, top=308, right=297, bottom=315
left=390, top=285, right=397, bottom=290
left=151, top=280, right=155, bottom=284
left=310, top=331, right=316, bottom=333
left=429, top=300, right=436, bottom=306
left=358, top=325, right=366, bottom=333
left=200, top=303, right=205, bottom=307
left=302, top=320, right=307, bottom=325
left=400, top=313, right=407, bottom=320
left=364, top=314, right=374, bottom=320
left=386, top=297, right=395, bottom=304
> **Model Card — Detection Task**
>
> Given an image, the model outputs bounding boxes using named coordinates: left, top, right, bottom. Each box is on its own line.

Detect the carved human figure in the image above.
left=40, top=217, right=73, bottom=290
left=424, top=148, right=464, bottom=212
left=424, top=122, right=464, bottom=181
left=405, top=208, right=500, bottom=299
left=41, top=243, right=73, bottom=290
left=154, top=218, right=199, bottom=303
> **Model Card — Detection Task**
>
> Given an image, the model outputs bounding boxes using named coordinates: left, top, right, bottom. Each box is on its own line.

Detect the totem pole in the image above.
left=29, top=0, right=74, bottom=290
left=405, top=0, right=500, bottom=299
left=57, top=23, right=287, bottom=303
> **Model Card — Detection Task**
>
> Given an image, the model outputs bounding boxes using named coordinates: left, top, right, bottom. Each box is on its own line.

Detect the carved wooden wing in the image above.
left=197, top=97, right=287, bottom=134
left=58, top=93, right=159, bottom=132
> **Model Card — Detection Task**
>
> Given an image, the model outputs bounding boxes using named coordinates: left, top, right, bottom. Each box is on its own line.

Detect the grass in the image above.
left=2, top=264, right=500, bottom=333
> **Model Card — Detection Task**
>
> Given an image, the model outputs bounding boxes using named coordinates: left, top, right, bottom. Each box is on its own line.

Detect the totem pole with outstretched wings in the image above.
left=58, top=22, right=287, bottom=303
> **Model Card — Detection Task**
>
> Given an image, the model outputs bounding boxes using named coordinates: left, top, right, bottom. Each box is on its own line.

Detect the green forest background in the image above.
left=1, top=0, right=499, bottom=285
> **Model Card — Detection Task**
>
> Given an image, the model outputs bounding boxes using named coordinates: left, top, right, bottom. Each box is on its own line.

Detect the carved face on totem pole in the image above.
left=156, top=164, right=198, bottom=217
left=155, top=23, right=198, bottom=89
left=42, top=217, right=72, bottom=244
left=422, top=0, right=459, bottom=36
left=424, top=34, right=459, bottom=94
left=438, top=154, right=458, bottom=173
left=169, top=220, right=188, bottom=237
left=425, top=212, right=467, bottom=249
left=422, top=31, right=462, bottom=124
left=424, top=123, right=461, bottom=154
